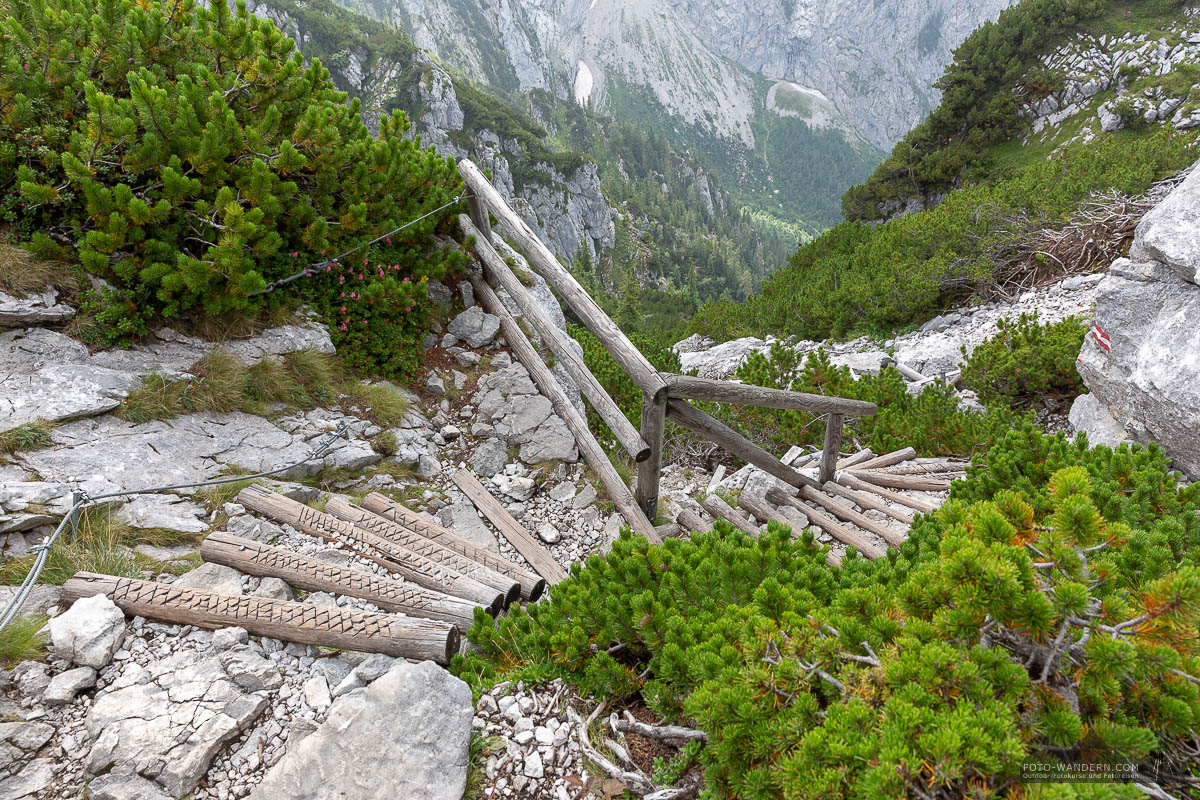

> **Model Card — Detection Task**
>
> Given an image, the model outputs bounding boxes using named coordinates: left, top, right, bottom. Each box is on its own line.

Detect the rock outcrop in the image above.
left=249, top=660, right=472, bottom=800
left=1073, top=162, right=1200, bottom=478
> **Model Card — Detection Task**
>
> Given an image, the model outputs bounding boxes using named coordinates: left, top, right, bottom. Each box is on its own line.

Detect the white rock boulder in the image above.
left=49, top=594, right=126, bottom=669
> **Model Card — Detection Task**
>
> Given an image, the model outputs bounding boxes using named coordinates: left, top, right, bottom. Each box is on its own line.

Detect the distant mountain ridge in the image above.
left=323, top=0, right=1019, bottom=232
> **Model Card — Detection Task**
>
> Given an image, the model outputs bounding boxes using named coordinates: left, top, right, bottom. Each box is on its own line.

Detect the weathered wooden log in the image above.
left=737, top=494, right=840, bottom=567
left=881, top=357, right=926, bottom=383
left=459, top=160, right=667, bottom=400
left=767, top=488, right=886, bottom=559
left=701, top=494, right=760, bottom=537
left=737, top=492, right=804, bottom=531
left=460, top=215, right=650, bottom=464
left=452, top=469, right=571, bottom=584
left=821, top=481, right=915, bottom=525
left=837, top=473, right=938, bottom=514
left=637, top=391, right=667, bottom=518
left=798, top=485, right=906, bottom=547
left=62, top=572, right=458, bottom=664
left=469, top=274, right=661, bottom=542
left=836, top=449, right=875, bottom=469
left=324, top=497, right=521, bottom=607
left=360, top=492, right=545, bottom=601
left=237, top=486, right=505, bottom=613
left=818, top=413, right=844, bottom=485
left=675, top=507, right=712, bottom=535
left=466, top=191, right=492, bottom=242
left=199, top=532, right=483, bottom=629
left=876, top=462, right=969, bottom=475
left=654, top=523, right=683, bottom=539
left=852, top=448, right=916, bottom=471
left=843, top=470, right=952, bottom=492
left=661, top=374, right=877, bottom=417
left=665, top=400, right=820, bottom=491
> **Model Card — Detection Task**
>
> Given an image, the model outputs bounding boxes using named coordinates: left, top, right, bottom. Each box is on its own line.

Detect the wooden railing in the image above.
left=457, top=160, right=877, bottom=541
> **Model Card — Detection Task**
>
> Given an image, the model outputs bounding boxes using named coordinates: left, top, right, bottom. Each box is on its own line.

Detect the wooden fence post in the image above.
left=818, top=413, right=844, bottom=485
left=637, top=392, right=666, bottom=519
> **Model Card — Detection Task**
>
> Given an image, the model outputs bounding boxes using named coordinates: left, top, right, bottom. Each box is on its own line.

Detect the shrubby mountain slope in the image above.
left=246, top=0, right=790, bottom=327
left=325, top=0, right=1019, bottom=232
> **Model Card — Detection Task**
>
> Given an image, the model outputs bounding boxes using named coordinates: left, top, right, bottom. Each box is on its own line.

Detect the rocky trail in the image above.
left=3, top=156, right=1199, bottom=799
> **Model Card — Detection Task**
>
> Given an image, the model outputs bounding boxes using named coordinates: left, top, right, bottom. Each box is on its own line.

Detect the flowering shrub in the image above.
left=300, top=240, right=468, bottom=379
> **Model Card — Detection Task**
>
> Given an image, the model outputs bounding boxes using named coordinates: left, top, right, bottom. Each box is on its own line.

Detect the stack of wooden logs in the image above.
left=680, top=446, right=966, bottom=564
left=62, top=481, right=573, bottom=666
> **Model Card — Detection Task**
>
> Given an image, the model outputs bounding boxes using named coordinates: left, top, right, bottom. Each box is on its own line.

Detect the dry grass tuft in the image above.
left=0, top=244, right=61, bottom=296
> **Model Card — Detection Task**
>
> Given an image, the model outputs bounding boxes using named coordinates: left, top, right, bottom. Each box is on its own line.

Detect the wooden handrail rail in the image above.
left=458, top=160, right=668, bottom=402
left=459, top=214, right=652, bottom=463
left=661, top=373, right=877, bottom=417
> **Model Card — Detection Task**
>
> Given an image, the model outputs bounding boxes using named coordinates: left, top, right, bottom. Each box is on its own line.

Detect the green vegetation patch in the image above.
left=452, top=427, right=1200, bottom=798
left=691, top=129, right=1197, bottom=342
left=0, top=614, right=49, bottom=668
left=961, top=313, right=1088, bottom=407
left=0, top=0, right=466, bottom=366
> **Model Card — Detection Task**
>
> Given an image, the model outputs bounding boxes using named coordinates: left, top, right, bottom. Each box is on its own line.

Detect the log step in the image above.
left=200, top=532, right=484, bottom=630
left=62, top=571, right=459, bottom=665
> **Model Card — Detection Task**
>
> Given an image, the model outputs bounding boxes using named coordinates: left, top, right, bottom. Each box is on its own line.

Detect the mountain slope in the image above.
left=245, top=0, right=789, bottom=329
left=692, top=0, right=1200, bottom=342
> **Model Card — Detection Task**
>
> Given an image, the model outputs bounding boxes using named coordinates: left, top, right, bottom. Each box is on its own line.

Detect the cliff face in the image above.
left=336, top=0, right=1014, bottom=151
left=667, top=0, right=1017, bottom=150
left=246, top=0, right=614, bottom=262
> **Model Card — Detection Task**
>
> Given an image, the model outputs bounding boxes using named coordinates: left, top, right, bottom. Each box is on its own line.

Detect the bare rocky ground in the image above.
left=0, top=265, right=1101, bottom=800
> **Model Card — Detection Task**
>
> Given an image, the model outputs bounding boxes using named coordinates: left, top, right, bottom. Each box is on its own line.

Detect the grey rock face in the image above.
left=0, top=288, right=75, bottom=328
left=448, top=306, right=501, bottom=349
left=1077, top=255, right=1200, bottom=478
left=87, top=773, right=173, bottom=800
left=1068, top=393, right=1132, bottom=449
left=470, top=438, right=510, bottom=477
left=49, top=594, right=126, bottom=669
left=473, top=362, right=578, bottom=464
left=114, top=494, right=209, bottom=534
left=250, top=660, right=472, bottom=800
left=43, top=666, right=98, bottom=706
left=85, top=651, right=270, bottom=798
left=172, top=563, right=244, bottom=596
left=1130, top=165, right=1200, bottom=283
left=251, top=577, right=294, bottom=600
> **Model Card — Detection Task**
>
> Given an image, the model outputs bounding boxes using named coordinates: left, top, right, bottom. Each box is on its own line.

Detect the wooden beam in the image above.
left=452, top=469, right=570, bottom=584
left=324, top=497, right=521, bottom=606
left=359, top=492, right=545, bottom=601
left=460, top=214, right=650, bottom=463
left=661, top=373, right=877, bottom=417
left=798, top=485, right=906, bottom=547
left=875, top=462, right=969, bottom=475
left=821, top=481, right=915, bottom=525
left=654, top=523, right=682, bottom=539
left=675, top=507, right=712, bottom=535
left=665, top=400, right=820, bottom=490
left=636, top=391, right=666, bottom=518
left=738, top=492, right=803, bottom=530
left=837, top=472, right=938, bottom=514
left=466, top=191, right=491, bottom=243
left=837, top=449, right=874, bottom=469
left=738, top=494, right=840, bottom=567
left=237, top=486, right=505, bottom=613
left=843, top=470, right=952, bottom=492
left=853, top=448, right=916, bottom=471
left=200, top=532, right=483, bottom=629
left=62, top=572, right=458, bottom=664
left=767, top=488, right=886, bottom=559
left=818, top=413, right=844, bottom=485
left=701, top=494, right=760, bottom=537
left=458, top=160, right=667, bottom=400
left=469, top=274, right=661, bottom=542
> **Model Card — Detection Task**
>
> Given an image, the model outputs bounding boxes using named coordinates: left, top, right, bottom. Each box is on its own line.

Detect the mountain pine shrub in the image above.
left=725, top=344, right=1022, bottom=457
left=961, top=313, right=1088, bottom=407
left=453, top=426, right=1200, bottom=798
left=0, top=0, right=465, bottom=351
left=691, top=129, right=1197, bottom=343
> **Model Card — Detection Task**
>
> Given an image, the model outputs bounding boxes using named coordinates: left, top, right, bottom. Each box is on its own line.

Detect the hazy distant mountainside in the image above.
left=846, top=0, right=1198, bottom=221
left=245, top=0, right=790, bottom=327
left=327, top=0, right=1012, bottom=232
left=692, top=0, right=1200, bottom=344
